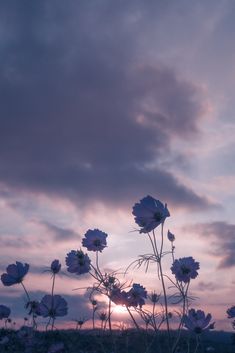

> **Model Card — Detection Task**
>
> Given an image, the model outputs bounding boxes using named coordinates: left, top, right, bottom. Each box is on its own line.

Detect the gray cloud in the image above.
left=34, top=220, right=80, bottom=242
left=187, top=222, right=235, bottom=268
left=0, top=0, right=215, bottom=210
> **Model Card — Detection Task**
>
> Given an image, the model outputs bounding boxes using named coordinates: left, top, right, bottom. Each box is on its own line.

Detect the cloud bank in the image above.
left=0, top=0, right=214, bottom=211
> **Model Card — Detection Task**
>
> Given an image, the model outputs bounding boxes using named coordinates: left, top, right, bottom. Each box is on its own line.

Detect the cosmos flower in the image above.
left=171, top=257, right=199, bottom=283
left=167, top=230, right=175, bottom=242
left=25, top=300, right=41, bottom=316
left=110, top=284, right=147, bottom=308
left=82, top=229, right=108, bottom=252
left=132, top=195, right=170, bottom=233
left=183, top=308, right=214, bottom=334
left=149, top=291, right=160, bottom=303
left=0, top=305, right=11, bottom=320
left=227, top=306, right=235, bottom=318
left=126, top=283, right=147, bottom=308
left=1, top=262, right=29, bottom=286
left=99, top=312, right=107, bottom=321
left=39, top=295, right=68, bottom=318
left=110, top=288, right=129, bottom=306
left=66, top=250, right=91, bottom=275
left=50, top=260, right=61, bottom=274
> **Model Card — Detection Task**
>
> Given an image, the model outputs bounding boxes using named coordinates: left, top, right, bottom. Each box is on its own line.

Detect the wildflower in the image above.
left=82, top=229, right=108, bottom=252
left=75, top=317, right=86, bottom=329
left=0, top=305, right=11, bottom=320
left=167, top=230, right=175, bottom=242
left=149, top=291, right=160, bottom=303
left=66, top=250, right=91, bottom=275
left=50, top=260, right=61, bottom=274
left=110, top=288, right=129, bottom=306
left=126, top=283, right=147, bottom=308
left=91, top=299, right=97, bottom=306
left=132, top=195, right=170, bottom=233
left=99, top=312, right=107, bottom=321
left=1, top=261, right=29, bottom=286
left=183, top=308, right=214, bottom=334
left=227, top=306, right=235, bottom=318
left=39, top=295, right=68, bottom=318
left=171, top=257, right=199, bottom=283
left=48, top=342, right=65, bottom=353
left=25, top=300, right=41, bottom=316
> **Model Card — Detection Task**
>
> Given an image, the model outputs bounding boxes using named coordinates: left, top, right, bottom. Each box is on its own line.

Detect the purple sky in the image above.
left=0, top=0, right=235, bottom=331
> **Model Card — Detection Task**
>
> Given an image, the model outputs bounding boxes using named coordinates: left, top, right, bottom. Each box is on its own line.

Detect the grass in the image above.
left=0, top=328, right=235, bottom=353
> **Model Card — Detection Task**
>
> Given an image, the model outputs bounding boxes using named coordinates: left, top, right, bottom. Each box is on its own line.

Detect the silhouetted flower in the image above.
left=183, top=309, right=214, bottom=334
left=149, top=291, right=160, bottom=303
left=91, top=299, right=97, bottom=307
left=99, top=312, right=107, bottom=321
left=82, top=229, right=108, bottom=252
left=1, top=262, right=29, bottom=286
left=132, top=195, right=170, bottom=233
left=167, top=230, right=175, bottom=242
left=110, top=288, right=129, bottom=306
left=66, top=250, right=91, bottom=275
left=0, top=305, right=11, bottom=319
left=171, top=257, right=199, bottom=283
left=48, top=342, right=64, bottom=353
left=26, top=300, right=41, bottom=316
left=227, top=306, right=235, bottom=318
left=126, top=283, right=147, bottom=308
left=51, top=260, right=61, bottom=274
left=39, top=295, right=68, bottom=318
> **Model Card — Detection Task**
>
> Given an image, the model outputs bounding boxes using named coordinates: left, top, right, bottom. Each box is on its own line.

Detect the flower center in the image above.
left=154, top=212, right=162, bottom=222
left=48, top=309, right=56, bottom=318
left=93, top=239, right=101, bottom=247
left=194, top=326, right=202, bottom=334
left=181, top=266, right=190, bottom=275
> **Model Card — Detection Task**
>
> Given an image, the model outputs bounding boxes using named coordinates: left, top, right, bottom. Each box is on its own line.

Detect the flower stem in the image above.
left=151, top=226, right=171, bottom=352
left=126, top=307, right=140, bottom=331
left=20, top=281, right=30, bottom=302
left=108, top=296, right=112, bottom=334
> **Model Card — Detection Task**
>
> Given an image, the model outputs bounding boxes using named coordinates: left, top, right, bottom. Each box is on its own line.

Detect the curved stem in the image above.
left=51, top=274, right=56, bottom=297
left=194, top=335, right=200, bottom=353
left=153, top=226, right=171, bottom=343
left=46, top=317, right=51, bottom=331
left=51, top=274, right=56, bottom=330
left=92, top=307, right=96, bottom=330
left=20, top=281, right=30, bottom=302
left=126, top=307, right=140, bottom=331
left=172, top=282, right=190, bottom=353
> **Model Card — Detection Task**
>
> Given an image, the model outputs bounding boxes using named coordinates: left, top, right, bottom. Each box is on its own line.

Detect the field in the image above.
left=0, top=328, right=235, bottom=353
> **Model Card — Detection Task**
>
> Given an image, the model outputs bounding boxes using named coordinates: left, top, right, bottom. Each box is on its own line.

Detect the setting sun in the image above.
left=113, top=305, right=128, bottom=315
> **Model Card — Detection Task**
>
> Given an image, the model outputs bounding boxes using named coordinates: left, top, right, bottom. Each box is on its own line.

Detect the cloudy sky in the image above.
left=0, top=0, right=235, bottom=331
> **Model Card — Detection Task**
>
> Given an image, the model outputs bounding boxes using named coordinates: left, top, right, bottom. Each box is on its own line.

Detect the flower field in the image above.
left=0, top=195, right=235, bottom=353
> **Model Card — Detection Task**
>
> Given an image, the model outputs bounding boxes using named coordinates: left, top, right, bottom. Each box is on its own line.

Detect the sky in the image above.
left=0, top=0, right=235, bottom=331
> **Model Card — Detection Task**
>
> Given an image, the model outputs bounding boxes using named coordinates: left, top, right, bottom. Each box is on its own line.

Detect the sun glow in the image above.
left=113, top=305, right=128, bottom=314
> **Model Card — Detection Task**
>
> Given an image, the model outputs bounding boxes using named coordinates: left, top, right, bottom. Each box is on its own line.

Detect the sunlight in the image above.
left=113, top=305, right=128, bottom=315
